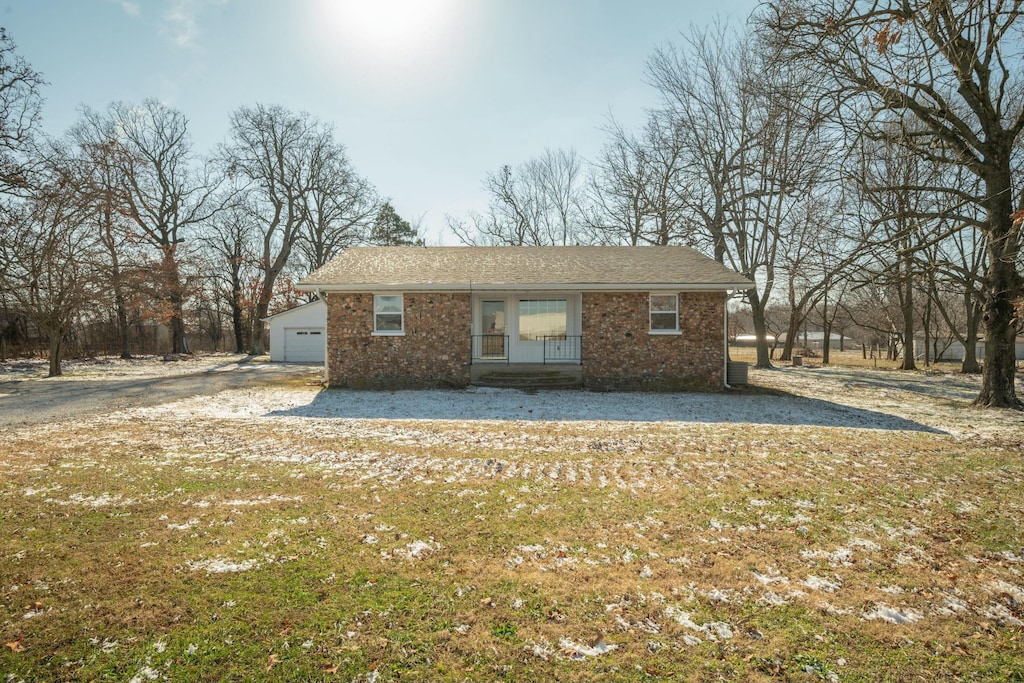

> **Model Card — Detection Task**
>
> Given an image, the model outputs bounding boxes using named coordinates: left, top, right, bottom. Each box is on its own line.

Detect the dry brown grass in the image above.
left=1, top=370, right=1023, bottom=681
left=729, top=345, right=922, bottom=370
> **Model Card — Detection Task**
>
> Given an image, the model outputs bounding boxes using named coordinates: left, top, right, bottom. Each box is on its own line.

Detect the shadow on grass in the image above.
left=265, top=385, right=948, bottom=434
left=0, top=363, right=319, bottom=427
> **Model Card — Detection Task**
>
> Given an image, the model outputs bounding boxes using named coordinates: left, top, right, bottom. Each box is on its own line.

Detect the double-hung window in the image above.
left=374, top=294, right=404, bottom=334
left=649, top=293, right=680, bottom=334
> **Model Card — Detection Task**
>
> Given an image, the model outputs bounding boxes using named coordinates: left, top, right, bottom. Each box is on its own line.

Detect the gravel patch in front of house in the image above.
left=0, top=353, right=261, bottom=379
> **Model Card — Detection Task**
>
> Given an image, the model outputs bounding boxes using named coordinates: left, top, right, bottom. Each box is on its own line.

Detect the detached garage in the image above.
left=264, top=300, right=327, bottom=363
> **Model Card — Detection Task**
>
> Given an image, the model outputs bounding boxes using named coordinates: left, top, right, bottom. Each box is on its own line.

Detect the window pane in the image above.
left=375, top=295, right=402, bottom=314
left=376, top=313, right=403, bottom=331
left=651, top=313, right=678, bottom=330
left=482, top=301, right=506, bottom=334
left=519, top=299, right=566, bottom=341
left=650, top=294, right=677, bottom=313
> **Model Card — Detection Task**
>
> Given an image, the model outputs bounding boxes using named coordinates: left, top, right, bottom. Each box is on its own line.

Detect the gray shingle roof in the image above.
left=297, top=246, right=752, bottom=291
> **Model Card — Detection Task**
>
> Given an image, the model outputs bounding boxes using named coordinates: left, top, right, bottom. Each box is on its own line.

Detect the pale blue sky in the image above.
left=3, top=0, right=759, bottom=244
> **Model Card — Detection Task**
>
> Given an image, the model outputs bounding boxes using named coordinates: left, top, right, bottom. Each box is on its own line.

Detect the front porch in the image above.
left=470, top=292, right=582, bottom=365
left=470, top=329, right=582, bottom=389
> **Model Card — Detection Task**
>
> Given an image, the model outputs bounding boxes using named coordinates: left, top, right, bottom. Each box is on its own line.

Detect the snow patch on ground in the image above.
left=558, top=638, right=617, bottom=659
left=801, top=575, right=843, bottom=592
left=663, top=606, right=734, bottom=641
left=186, top=557, right=265, bottom=574
left=863, top=603, right=924, bottom=624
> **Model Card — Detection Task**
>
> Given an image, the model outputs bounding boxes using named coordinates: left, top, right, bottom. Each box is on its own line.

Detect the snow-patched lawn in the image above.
left=4, top=351, right=1019, bottom=435
left=3, top=356, right=1023, bottom=682
left=105, top=359, right=1024, bottom=438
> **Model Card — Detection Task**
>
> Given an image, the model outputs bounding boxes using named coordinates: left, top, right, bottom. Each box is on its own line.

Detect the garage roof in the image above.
left=260, top=299, right=326, bottom=322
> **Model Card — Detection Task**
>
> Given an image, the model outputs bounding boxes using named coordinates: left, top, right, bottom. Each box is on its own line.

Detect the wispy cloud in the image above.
left=107, top=0, right=223, bottom=49
left=109, top=0, right=141, bottom=16
left=163, top=0, right=227, bottom=48
left=164, top=0, right=200, bottom=47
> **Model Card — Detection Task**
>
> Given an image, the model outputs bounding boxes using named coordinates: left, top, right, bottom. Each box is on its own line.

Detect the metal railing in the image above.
left=472, top=334, right=509, bottom=362
left=541, top=335, right=581, bottom=364
left=470, top=334, right=582, bottom=364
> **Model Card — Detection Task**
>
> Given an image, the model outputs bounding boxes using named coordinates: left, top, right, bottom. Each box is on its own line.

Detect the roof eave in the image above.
left=259, top=299, right=327, bottom=322
left=296, top=281, right=753, bottom=293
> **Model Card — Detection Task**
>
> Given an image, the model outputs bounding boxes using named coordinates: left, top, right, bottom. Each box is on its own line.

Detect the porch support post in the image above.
left=723, top=291, right=732, bottom=389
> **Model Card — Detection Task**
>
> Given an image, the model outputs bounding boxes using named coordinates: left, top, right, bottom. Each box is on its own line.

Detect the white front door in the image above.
left=479, top=300, right=507, bottom=359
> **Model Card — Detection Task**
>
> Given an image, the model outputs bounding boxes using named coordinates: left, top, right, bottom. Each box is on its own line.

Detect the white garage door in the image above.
left=284, top=327, right=325, bottom=362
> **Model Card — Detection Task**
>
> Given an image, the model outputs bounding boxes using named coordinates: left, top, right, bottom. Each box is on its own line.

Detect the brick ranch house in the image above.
left=296, top=246, right=752, bottom=391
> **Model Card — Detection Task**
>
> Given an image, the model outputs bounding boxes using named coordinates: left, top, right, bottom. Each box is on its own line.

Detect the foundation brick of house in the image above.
left=581, top=291, right=725, bottom=391
left=326, top=293, right=472, bottom=389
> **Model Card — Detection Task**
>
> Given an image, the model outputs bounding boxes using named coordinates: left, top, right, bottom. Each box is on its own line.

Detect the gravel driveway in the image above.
left=0, top=357, right=320, bottom=428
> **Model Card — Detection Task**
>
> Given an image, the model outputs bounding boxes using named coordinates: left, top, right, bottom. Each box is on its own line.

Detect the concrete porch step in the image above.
left=471, top=363, right=583, bottom=390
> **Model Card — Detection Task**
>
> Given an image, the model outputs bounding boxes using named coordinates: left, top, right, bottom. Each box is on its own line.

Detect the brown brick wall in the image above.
left=325, top=293, right=471, bottom=388
left=325, top=290, right=725, bottom=390
left=581, top=291, right=725, bottom=391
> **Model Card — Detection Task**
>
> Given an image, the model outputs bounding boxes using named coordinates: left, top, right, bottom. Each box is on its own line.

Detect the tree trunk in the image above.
left=962, top=302, right=982, bottom=374
left=901, top=253, right=916, bottom=371
left=975, top=260, right=1021, bottom=406
left=822, top=322, right=832, bottom=366
left=922, top=298, right=931, bottom=368
left=47, top=333, right=63, bottom=378
left=228, top=263, right=246, bottom=354
left=115, top=290, right=131, bottom=359
left=162, top=248, right=191, bottom=355
left=779, top=307, right=801, bottom=362
left=976, top=291, right=1019, bottom=407
left=231, top=297, right=245, bottom=354
left=748, top=287, right=773, bottom=369
left=170, top=315, right=190, bottom=355
left=251, top=296, right=270, bottom=356
left=820, top=294, right=830, bottom=366
left=974, top=169, right=1022, bottom=408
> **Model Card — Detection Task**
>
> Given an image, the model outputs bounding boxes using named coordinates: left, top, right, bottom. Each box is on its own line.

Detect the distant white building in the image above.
left=733, top=334, right=775, bottom=347
left=263, top=300, right=327, bottom=363
left=914, top=336, right=1024, bottom=362
left=777, top=331, right=858, bottom=350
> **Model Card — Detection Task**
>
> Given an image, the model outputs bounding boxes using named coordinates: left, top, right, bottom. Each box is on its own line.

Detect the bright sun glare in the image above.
left=315, top=0, right=468, bottom=75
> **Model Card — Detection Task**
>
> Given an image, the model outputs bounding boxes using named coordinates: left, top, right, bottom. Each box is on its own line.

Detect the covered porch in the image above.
left=469, top=292, right=582, bottom=366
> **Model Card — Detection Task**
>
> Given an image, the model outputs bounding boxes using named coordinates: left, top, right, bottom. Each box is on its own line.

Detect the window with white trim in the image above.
left=649, top=293, right=679, bottom=333
left=374, top=294, right=404, bottom=334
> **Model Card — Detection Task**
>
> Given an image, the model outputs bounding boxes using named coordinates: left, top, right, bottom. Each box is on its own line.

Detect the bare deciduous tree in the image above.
left=763, top=0, right=1024, bottom=407
left=449, top=148, right=587, bottom=246
left=203, top=203, right=259, bottom=354
left=109, top=99, right=221, bottom=354
left=588, top=116, right=687, bottom=246
left=296, top=143, right=378, bottom=271
left=0, top=28, right=45, bottom=194
left=71, top=109, right=144, bottom=359
left=648, top=22, right=830, bottom=368
left=0, top=147, right=102, bottom=376
left=222, top=104, right=373, bottom=354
